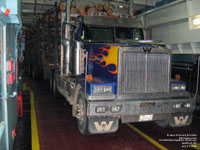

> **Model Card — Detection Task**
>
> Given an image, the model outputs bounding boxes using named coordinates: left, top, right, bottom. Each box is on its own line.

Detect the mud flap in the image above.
left=88, top=117, right=119, bottom=134
left=169, top=113, right=192, bottom=127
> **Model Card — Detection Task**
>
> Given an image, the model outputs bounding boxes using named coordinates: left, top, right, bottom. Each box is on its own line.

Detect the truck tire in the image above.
left=77, top=90, right=89, bottom=135
left=155, top=120, right=169, bottom=128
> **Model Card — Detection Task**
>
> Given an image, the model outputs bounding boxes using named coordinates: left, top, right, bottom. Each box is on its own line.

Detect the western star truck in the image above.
left=44, top=0, right=195, bottom=135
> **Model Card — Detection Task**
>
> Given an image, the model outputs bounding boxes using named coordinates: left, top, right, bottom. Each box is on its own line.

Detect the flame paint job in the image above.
left=84, top=43, right=120, bottom=85
left=89, top=45, right=120, bottom=74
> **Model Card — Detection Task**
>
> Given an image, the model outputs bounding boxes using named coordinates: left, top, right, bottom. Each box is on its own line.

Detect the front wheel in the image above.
left=77, top=90, right=89, bottom=135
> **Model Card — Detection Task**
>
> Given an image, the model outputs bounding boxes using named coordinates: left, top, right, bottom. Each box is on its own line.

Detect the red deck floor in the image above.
left=26, top=77, right=160, bottom=150
left=24, top=76, right=200, bottom=150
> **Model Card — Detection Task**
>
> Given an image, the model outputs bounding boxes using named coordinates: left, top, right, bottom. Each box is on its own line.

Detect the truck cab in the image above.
left=54, top=15, right=195, bottom=135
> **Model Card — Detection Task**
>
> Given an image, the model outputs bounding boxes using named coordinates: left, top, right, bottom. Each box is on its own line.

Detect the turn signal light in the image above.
left=86, top=75, right=93, bottom=81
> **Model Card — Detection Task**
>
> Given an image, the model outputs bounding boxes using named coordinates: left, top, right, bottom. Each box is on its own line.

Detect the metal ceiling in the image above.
left=21, top=0, right=162, bottom=27
left=22, top=0, right=58, bottom=27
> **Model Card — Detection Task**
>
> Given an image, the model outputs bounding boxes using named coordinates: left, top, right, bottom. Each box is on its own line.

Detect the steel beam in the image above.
left=22, top=9, right=45, bottom=14
left=134, top=0, right=157, bottom=6
left=22, top=0, right=57, bottom=5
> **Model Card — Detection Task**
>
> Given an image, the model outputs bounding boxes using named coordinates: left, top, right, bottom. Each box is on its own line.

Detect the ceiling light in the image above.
left=193, top=18, right=200, bottom=25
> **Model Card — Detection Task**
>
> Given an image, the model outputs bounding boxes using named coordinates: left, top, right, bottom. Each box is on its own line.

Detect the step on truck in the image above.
left=50, top=0, right=195, bottom=135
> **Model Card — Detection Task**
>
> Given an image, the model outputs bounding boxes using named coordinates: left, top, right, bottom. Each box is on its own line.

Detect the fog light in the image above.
left=173, top=103, right=181, bottom=109
left=184, top=103, right=191, bottom=108
left=180, top=85, right=186, bottom=90
left=111, top=105, right=121, bottom=113
left=96, top=106, right=106, bottom=113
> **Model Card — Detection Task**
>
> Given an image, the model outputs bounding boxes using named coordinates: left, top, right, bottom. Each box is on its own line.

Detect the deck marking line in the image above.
left=23, top=83, right=40, bottom=150
left=127, top=123, right=168, bottom=150
left=31, top=90, right=40, bottom=150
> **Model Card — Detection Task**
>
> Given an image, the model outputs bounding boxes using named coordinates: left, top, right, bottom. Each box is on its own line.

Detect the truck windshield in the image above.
left=116, top=27, right=144, bottom=41
left=81, top=25, right=144, bottom=43
left=81, top=25, right=115, bottom=43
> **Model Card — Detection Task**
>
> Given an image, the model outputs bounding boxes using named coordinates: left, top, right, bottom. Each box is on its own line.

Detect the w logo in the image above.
left=94, top=121, right=113, bottom=132
left=174, top=116, right=189, bottom=125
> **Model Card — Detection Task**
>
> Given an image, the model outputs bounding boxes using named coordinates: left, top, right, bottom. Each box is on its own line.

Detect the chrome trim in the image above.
left=64, top=40, right=70, bottom=75
left=172, top=66, right=193, bottom=71
left=87, top=94, right=116, bottom=101
left=168, top=54, right=171, bottom=92
left=117, top=47, right=171, bottom=99
left=75, top=42, right=81, bottom=75
left=88, top=98, right=195, bottom=117
left=84, top=51, right=88, bottom=96
left=60, top=12, right=66, bottom=76
left=145, top=52, right=147, bottom=92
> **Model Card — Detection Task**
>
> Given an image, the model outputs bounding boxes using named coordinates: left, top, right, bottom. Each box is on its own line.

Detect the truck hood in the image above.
left=84, top=42, right=168, bottom=84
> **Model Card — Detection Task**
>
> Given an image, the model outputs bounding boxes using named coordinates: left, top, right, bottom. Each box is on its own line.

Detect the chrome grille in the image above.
left=119, top=52, right=170, bottom=94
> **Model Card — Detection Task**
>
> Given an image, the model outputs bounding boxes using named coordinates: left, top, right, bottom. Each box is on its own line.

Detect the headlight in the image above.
left=111, top=105, right=121, bottom=113
left=171, top=84, right=186, bottom=91
left=93, top=85, right=112, bottom=94
left=173, top=103, right=181, bottom=109
left=96, top=106, right=106, bottom=113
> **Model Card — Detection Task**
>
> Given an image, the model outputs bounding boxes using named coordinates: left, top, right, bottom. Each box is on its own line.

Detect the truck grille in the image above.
left=119, top=52, right=170, bottom=95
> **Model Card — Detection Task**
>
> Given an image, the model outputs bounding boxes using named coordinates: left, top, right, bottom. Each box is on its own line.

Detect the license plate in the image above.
left=139, top=114, right=153, bottom=121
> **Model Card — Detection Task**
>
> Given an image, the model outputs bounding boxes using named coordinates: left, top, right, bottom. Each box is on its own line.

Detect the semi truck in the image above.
left=33, top=0, right=195, bottom=135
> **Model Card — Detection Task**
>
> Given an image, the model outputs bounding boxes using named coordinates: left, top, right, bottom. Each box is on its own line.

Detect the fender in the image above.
left=72, top=83, right=82, bottom=117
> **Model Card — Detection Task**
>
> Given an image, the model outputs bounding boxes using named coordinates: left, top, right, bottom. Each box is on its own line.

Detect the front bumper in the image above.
left=87, top=98, right=195, bottom=121
left=87, top=98, right=195, bottom=134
